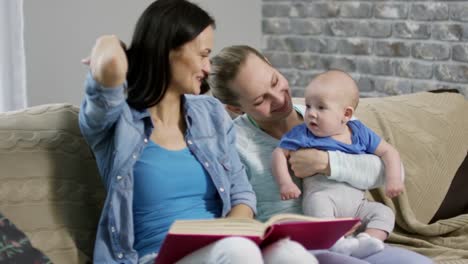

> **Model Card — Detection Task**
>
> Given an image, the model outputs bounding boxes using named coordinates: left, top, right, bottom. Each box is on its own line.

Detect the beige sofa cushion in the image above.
left=0, top=104, right=104, bottom=264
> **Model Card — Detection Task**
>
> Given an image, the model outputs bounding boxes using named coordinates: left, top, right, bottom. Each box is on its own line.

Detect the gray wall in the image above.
left=262, top=1, right=468, bottom=98
left=24, top=0, right=261, bottom=107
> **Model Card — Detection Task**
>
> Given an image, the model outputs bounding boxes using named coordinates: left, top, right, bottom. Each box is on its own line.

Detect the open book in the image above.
left=155, top=213, right=360, bottom=264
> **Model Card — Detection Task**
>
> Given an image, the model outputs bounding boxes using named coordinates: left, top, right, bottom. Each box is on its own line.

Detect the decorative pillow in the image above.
left=0, top=104, right=104, bottom=263
left=0, top=212, right=51, bottom=263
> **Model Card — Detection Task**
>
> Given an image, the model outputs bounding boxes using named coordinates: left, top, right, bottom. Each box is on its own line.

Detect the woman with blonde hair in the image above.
left=208, top=45, right=433, bottom=264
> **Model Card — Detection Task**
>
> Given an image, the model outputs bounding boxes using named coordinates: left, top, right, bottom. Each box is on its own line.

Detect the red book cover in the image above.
left=155, top=216, right=359, bottom=264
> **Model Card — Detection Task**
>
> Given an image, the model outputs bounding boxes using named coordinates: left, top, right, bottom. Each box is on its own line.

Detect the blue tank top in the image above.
left=133, top=140, right=222, bottom=256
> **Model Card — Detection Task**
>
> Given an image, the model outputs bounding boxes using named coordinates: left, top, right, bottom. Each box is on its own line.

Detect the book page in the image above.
left=265, top=213, right=354, bottom=226
left=169, top=218, right=267, bottom=237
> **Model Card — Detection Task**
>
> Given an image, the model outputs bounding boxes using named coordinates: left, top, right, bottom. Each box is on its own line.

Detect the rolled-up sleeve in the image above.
left=79, top=71, right=126, bottom=147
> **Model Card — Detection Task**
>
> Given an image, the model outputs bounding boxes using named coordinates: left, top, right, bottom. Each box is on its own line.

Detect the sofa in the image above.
left=0, top=91, right=467, bottom=264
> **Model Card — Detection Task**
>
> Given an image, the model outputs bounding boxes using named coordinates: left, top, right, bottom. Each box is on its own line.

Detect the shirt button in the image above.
left=219, top=187, right=225, bottom=192
left=204, top=162, right=209, bottom=167
left=132, top=154, right=137, bottom=159
left=187, top=140, right=193, bottom=145
left=117, top=253, right=124, bottom=259
left=144, top=138, right=148, bottom=143
left=111, top=226, right=116, bottom=233
left=116, top=175, right=123, bottom=181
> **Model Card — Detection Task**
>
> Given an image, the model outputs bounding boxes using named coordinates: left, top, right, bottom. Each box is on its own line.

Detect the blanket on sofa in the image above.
left=356, top=92, right=468, bottom=263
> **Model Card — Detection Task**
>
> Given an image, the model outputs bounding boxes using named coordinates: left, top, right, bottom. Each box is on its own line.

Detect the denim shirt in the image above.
left=79, top=73, right=256, bottom=264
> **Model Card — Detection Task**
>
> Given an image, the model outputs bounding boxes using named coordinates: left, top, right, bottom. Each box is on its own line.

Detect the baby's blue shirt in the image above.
left=279, top=120, right=381, bottom=154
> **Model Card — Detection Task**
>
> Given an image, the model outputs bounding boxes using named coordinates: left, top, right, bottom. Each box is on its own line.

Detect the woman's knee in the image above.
left=364, top=245, right=434, bottom=264
left=262, top=238, right=318, bottom=264
left=213, top=237, right=263, bottom=263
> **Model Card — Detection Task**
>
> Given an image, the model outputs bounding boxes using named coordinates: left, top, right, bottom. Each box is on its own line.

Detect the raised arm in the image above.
left=78, top=36, right=130, bottom=187
left=87, top=35, right=128, bottom=87
left=288, top=149, right=386, bottom=190
left=79, top=35, right=128, bottom=144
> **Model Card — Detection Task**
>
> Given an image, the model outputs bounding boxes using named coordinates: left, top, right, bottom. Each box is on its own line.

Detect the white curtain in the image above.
left=0, top=0, right=27, bottom=112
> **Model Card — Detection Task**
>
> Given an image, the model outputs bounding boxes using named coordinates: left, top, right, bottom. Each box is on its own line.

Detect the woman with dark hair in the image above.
left=79, top=1, right=318, bottom=263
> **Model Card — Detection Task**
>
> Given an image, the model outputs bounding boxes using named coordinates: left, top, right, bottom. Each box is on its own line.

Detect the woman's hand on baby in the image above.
left=279, top=183, right=301, bottom=200
left=83, top=35, right=128, bottom=87
left=288, top=148, right=330, bottom=178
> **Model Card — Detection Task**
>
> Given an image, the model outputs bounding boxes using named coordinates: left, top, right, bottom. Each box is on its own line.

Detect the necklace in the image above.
left=247, top=114, right=260, bottom=129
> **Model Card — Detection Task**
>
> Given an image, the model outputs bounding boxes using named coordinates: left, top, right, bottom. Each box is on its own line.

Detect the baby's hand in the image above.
left=280, top=183, right=301, bottom=200
left=385, top=178, right=404, bottom=198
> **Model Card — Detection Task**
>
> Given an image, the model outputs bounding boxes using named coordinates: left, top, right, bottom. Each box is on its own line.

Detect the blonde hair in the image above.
left=208, top=45, right=269, bottom=106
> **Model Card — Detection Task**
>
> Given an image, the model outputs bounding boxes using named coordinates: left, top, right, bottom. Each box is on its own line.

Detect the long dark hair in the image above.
left=126, top=0, right=215, bottom=110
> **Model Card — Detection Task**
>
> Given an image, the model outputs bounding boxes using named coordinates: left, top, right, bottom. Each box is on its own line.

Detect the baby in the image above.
left=271, top=70, right=404, bottom=258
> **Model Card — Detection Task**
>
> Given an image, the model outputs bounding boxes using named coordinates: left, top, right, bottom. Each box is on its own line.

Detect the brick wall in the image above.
left=262, top=1, right=468, bottom=97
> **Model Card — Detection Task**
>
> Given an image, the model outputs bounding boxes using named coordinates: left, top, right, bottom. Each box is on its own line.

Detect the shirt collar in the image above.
left=182, top=95, right=193, bottom=128
left=131, top=107, right=151, bottom=121
left=131, top=95, right=193, bottom=129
